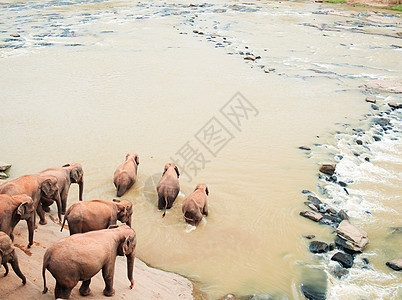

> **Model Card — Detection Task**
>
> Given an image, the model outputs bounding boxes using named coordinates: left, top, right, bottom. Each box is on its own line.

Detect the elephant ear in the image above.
left=174, top=166, right=180, bottom=178
left=134, top=155, right=139, bottom=166
left=122, top=236, right=131, bottom=255
left=205, top=186, right=209, bottom=196
left=117, top=204, right=127, bottom=216
left=17, top=202, right=28, bottom=216
left=41, top=179, right=52, bottom=196
left=71, top=168, right=80, bottom=182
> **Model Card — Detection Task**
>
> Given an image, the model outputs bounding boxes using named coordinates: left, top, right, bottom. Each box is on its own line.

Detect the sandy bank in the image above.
left=0, top=211, right=194, bottom=300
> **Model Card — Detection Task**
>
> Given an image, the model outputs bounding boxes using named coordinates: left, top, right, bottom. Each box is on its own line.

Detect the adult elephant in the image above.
left=0, top=174, right=61, bottom=226
left=39, top=163, right=84, bottom=215
left=42, top=225, right=136, bottom=299
left=61, top=199, right=133, bottom=235
left=0, top=194, right=35, bottom=247
left=156, top=163, right=180, bottom=217
left=114, top=153, right=139, bottom=197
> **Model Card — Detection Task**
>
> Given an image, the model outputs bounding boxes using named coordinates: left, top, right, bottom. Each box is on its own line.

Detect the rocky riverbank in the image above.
left=0, top=209, right=194, bottom=300
left=297, top=79, right=402, bottom=299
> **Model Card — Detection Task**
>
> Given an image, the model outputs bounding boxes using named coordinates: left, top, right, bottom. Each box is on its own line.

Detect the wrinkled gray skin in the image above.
left=156, top=163, right=180, bottom=217
left=0, top=174, right=61, bottom=227
left=0, top=194, right=35, bottom=247
left=114, top=153, right=139, bottom=197
left=0, top=231, right=26, bottom=285
left=42, top=225, right=136, bottom=299
left=39, top=163, right=84, bottom=215
left=182, top=184, right=209, bottom=226
left=61, top=199, right=133, bottom=235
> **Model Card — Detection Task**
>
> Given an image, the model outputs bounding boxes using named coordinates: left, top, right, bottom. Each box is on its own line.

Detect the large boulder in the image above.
left=0, top=161, right=11, bottom=171
left=386, top=258, right=402, bottom=271
left=300, top=267, right=327, bottom=300
left=319, top=162, right=336, bottom=175
left=336, top=220, right=369, bottom=252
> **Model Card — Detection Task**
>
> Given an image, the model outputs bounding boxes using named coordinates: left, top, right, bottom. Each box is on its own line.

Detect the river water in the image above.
left=1, top=0, right=401, bottom=299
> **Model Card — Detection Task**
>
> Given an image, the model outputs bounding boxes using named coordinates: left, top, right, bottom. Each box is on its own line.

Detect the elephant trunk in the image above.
left=126, top=251, right=135, bottom=289
left=78, top=179, right=83, bottom=201
left=27, top=217, right=34, bottom=248
left=11, top=252, right=26, bottom=285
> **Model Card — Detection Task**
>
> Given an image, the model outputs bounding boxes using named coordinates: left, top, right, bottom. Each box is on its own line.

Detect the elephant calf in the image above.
left=182, top=184, right=209, bottom=226
left=114, top=153, right=139, bottom=197
left=61, top=199, right=133, bottom=235
left=0, top=194, right=35, bottom=248
left=0, top=231, right=26, bottom=285
left=43, top=225, right=136, bottom=299
left=156, top=163, right=180, bottom=217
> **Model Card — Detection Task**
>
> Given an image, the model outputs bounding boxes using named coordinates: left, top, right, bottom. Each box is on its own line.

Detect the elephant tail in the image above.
left=42, top=256, right=48, bottom=294
left=60, top=214, right=67, bottom=232
left=162, top=196, right=168, bottom=218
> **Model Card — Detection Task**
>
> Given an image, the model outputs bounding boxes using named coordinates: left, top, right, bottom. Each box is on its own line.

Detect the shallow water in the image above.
left=1, top=0, right=401, bottom=299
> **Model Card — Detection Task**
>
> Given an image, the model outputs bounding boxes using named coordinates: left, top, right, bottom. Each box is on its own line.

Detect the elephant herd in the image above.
left=0, top=152, right=209, bottom=299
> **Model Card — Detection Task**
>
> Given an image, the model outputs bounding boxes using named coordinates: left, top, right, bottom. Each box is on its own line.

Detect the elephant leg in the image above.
left=157, top=196, right=164, bottom=210
left=10, top=232, right=14, bottom=242
left=102, top=264, right=115, bottom=296
left=55, top=282, right=74, bottom=299
left=41, top=202, right=51, bottom=212
left=10, top=255, right=26, bottom=285
left=79, top=279, right=91, bottom=296
left=3, top=263, right=9, bottom=277
left=203, top=204, right=208, bottom=216
left=36, top=205, right=47, bottom=225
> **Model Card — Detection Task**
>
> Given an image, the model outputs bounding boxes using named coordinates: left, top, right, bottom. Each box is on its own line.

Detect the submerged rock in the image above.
left=386, top=258, right=402, bottom=271
left=331, top=266, right=349, bottom=279
left=337, top=210, right=349, bottom=221
left=300, top=210, right=323, bottom=222
left=309, top=241, right=329, bottom=253
left=0, top=161, right=11, bottom=171
left=300, top=268, right=327, bottom=300
left=319, top=162, right=336, bottom=175
left=336, top=220, right=369, bottom=252
left=331, top=252, right=354, bottom=268
left=299, top=146, right=311, bottom=151
left=244, top=55, right=257, bottom=61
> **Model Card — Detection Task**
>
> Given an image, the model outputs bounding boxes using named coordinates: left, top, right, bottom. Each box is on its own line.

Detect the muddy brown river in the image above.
left=1, top=0, right=401, bottom=299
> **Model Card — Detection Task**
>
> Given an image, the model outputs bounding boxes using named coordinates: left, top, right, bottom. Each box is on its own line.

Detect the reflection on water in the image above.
left=1, top=0, right=401, bottom=298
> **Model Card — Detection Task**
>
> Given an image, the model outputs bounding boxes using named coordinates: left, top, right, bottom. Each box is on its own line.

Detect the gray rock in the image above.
left=331, top=252, right=354, bottom=268
left=0, top=161, right=11, bottom=171
left=309, top=241, right=329, bottom=253
left=300, top=268, right=327, bottom=300
left=319, top=162, right=336, bottom=175
left=386, top=258, right=402, bottom=271
left=0, top=172, right=9, bottom=179
left=300, top=210, right=323, bottom=222
left=336, top=220, right=369, bottom=252
left=244, top=55, right=257, bottom=61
